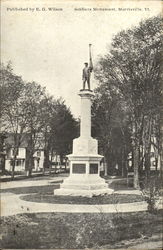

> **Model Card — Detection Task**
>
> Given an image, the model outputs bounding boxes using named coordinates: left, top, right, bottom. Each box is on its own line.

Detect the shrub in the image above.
left=0, top=214, right=40, bottom=248
left=141, top=175, right=161, bottom=214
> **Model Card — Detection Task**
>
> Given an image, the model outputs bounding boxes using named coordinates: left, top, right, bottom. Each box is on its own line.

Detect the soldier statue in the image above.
left=82, top=44, right=93, bottom=90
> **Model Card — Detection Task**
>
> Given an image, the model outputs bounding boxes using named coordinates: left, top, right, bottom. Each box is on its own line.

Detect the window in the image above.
left=11, top=148, right=19, bottom=156
left=150, top=152, right=155, bottom=158
left=37, top=151, right=41, bottom=157
left=16, top=160, right=22, bottom=166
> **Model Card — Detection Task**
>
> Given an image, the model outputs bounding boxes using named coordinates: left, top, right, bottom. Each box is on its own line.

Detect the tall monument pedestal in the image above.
left=54, top=90, right=113, bottom=197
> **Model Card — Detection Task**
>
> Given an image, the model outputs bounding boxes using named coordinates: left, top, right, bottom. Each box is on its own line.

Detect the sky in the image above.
left=1, top=0, right=162, bottom=118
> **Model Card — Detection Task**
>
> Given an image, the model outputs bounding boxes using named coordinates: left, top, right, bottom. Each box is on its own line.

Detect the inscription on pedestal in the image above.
left=72, top=164, right=86, bottom=174
left=89, top=163, right=98, bottom=174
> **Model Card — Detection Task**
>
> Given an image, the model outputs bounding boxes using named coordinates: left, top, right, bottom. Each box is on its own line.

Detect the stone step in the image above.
left=60, top=183, right=108, bottom=190
left=54, top=187, right=113, bottom=197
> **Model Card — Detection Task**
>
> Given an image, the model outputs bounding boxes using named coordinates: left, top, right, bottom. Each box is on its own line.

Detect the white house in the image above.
left=5, top=134, right=44, bottom=172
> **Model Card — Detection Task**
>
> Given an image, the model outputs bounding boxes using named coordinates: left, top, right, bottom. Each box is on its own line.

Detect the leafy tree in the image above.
left=92, top=83, right=132, bottom=176
left=94, top=15, right=162, bottom=188
left=1, top=62, right=78, bottom=177
left=38, top=95, right=57, bottom=172
left=0, top=132, right=7, bottom=173
left=22, top=81, right=46, bottom=176
left=0, top=63, right=27, bottom=178
left=49, top=98, right=78, bottom=167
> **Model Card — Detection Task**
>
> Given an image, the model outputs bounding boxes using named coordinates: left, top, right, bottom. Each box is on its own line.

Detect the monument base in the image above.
left=54, top=174, right=113, bottom=197
left=54, top=188, right=113, bottom=197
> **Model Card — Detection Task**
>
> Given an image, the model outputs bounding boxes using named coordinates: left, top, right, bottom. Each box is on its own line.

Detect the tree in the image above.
left=0, top=62, right=79, bottom=177
left=92, top=83, right=132, bottom=176
left=94, top=15, right=162, bottom=188
left=0, top=132, right=7, bottom=173
left=0, top=63, right=27, bottom=179
left=22, top=81, right=46, bottom=176
left=49, top=98, right=78, bottom=167
left=38, top=95, right=57, bottom=173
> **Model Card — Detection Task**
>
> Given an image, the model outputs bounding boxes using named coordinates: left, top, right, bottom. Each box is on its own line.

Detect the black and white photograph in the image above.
left=0, top=0, right=162, bottom=249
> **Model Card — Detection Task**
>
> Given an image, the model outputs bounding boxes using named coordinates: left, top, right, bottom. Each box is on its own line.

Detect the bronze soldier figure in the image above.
left=82, top=63, right=92, bottom=90
left=82, top=44, right=93, bottom=90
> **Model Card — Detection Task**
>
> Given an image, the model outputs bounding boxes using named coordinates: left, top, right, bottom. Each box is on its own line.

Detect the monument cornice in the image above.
left=67, top=154, right=104, bottom=161
left=78, top=89, right=95, bottom=98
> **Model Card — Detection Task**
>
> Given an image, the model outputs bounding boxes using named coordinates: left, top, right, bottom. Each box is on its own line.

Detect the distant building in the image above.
left=4, top=134, right=44, bottom=172
left=4, top=133, right=66, bottom=173
left=127, top=140, right=161, bottom=172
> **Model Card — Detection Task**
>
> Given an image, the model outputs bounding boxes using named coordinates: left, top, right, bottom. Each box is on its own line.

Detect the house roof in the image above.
left=4, top=132, right=45, bottom=149
left=5, top=133, right=29, bottom=148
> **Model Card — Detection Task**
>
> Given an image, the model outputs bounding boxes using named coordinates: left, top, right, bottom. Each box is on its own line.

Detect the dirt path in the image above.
left=1, top=177, right=162, bottom=216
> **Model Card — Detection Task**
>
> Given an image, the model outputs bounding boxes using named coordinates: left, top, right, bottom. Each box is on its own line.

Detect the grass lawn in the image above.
left=0, top=184, right=60, bottom=194
left=20, top=192, right=144, bottom=204
left=1, top=182, right=144, bottom=204
left=0, top=210, right=162, bottom=249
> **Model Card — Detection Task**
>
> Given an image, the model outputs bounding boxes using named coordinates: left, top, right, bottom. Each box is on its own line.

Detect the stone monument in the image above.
left=54, top=45, right=113, bottom=197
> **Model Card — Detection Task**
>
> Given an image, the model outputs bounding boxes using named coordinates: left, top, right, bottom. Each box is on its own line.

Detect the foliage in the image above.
left=92, top=83, right=132, bottom=176
left=0, top=215, right=40, bottom=248
left=94, top=15, right=162, bottom=187
left=21, top=81, right=46, bottom=175
left=0, top=63, right=26, bottom=134
left=140, top=175, right=161, bottom=214
left=0, top=63, right=27, bottom=178
left=0, top=211, right=162, bottom=249
left=0, top=63, right=77, bottom=177
left=49, top=98, right=78, bottom=163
